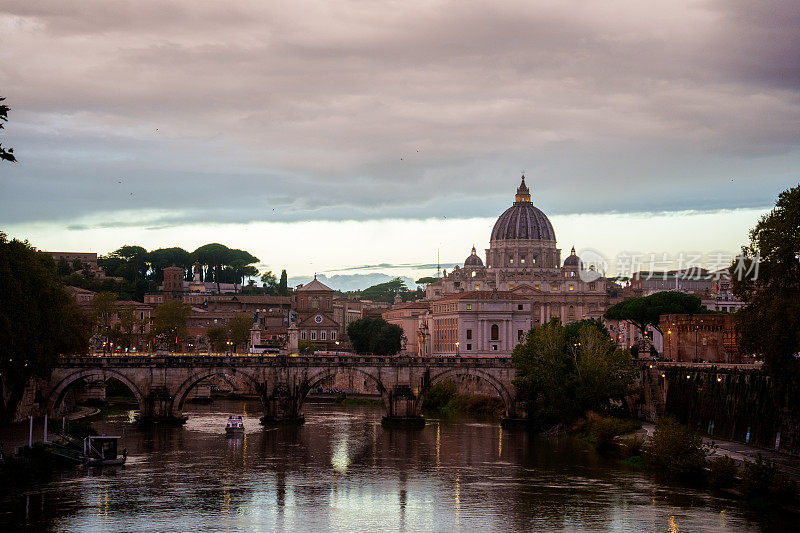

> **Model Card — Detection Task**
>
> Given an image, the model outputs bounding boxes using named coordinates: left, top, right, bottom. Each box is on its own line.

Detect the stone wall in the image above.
left=651, top=365, right=800, bottom=455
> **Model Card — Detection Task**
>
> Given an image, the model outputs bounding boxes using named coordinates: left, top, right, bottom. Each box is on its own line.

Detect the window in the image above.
left=321, top=331, right=326, bottom=340
left=569, top=285, right=574, bottom=291
left=492, top=345, right=498, bottom=351
left=466, top=343, right=472, bottom=350
left=520, top=257, right=526, bottom=264
left=509, top=258, right=514, bottom=264
left=312, top=298, right=319, bottom=309
left=518, top=330, right=524, bottom=340
left=534, top=284, right=540, bottom=290
left=517, top=304, right=523, bottom=310
left=301, top=331, right=307, bottom=340
left=552, top=284, right=559, bottom=291
left=466, top=304, right=472, bottom=310
left=471, top=271, right=476, bottom=277
left=475, top=285, right=480, bottom=290
left=466, top=329, right=472, bottom=340
left=509, top=285, right=514, bottom=290
left=491, top=324, right=499, bottom=341
left=331, top=331, right=336, bottom=340
left=589, top=282, right=596, bottom=290
left=310, top=331, right=317, bottom=340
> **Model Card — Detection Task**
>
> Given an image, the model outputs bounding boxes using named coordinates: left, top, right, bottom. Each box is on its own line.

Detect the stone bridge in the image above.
left=43, top=355, right=522, bottom=427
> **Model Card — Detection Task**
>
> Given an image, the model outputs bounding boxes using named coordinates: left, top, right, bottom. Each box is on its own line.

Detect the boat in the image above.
left=225, top=415, right=245, bottom=437
left=83, top=435, right=127, bottom=466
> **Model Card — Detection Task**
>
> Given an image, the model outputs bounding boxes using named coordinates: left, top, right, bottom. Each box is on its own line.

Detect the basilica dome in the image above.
left=490, top=175, right=556, bottom=242
left=563, top=246, right=580, bottom=267
left=464, top=245, right=484, bottom=267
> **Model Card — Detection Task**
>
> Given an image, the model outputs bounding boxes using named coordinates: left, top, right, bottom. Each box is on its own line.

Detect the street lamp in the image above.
left=226, top=339, right=232, bottom=355
left=455, top=341, right=460, bottom=357
left=667, top=329, right=672, bottom=361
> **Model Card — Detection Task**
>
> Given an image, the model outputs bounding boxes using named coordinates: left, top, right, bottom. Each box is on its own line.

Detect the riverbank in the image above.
left=639, top=422, right=800, bottom=481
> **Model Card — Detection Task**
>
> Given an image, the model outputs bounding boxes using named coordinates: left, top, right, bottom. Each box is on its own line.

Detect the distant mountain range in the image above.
left=287, top=273, right=420, bottom=292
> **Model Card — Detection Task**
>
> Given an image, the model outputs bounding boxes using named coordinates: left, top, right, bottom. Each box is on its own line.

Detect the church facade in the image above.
left=425, top=175, right=611, bottom=328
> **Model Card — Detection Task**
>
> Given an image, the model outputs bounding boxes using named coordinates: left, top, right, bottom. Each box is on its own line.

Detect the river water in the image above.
left=0, top=400, right=776, bottom=531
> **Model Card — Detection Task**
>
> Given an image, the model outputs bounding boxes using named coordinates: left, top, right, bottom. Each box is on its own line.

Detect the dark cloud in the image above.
left=1, top=1, right=798, bottom=228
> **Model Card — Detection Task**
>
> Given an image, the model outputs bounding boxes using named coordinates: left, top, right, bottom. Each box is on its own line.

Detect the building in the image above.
left=382, top=301, right=431, bottom=355
left=429, top=291, right=531, bottom=356
left=630, top=269, right=714, bottom=296
left=64, top=285, right=95, bottom=305
left=660, top=313, right=742, bottom=364
left=426, top=176, right=611, bottom=328
left=48, top=251, right=107, bottom=278
left=293, top=277, right=341, bottom=351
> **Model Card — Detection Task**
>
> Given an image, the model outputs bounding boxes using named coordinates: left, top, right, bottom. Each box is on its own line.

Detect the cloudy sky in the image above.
left=1, top=1, right=798, bottom=283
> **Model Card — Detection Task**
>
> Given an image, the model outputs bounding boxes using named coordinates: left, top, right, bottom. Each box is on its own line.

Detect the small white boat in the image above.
left=225, top=415, right=244, bottom=437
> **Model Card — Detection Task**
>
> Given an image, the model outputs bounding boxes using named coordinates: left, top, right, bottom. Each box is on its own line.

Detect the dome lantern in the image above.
left=515, top=174, right=531, bottom=203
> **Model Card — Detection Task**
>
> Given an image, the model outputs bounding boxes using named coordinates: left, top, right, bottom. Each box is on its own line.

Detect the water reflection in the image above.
left=0, top=400, right=774, bottom=531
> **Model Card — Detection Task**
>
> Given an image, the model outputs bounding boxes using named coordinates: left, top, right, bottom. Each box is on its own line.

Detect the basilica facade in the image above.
left=426, top=175, right=611, bottom=328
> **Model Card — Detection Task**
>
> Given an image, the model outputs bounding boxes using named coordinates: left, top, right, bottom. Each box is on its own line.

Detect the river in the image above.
left=0, top=400, right=777, bottom=531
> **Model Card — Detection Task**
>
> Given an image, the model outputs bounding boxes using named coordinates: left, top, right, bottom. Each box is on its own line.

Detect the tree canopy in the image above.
left=1, top=233, right=91, bottom=423
left=731, top=184, right=800, bottom=376
left=347, top=317, right=403, bottom=355
left=512, top=319, right=636, bottom=429
left=604, top=291, right=709, bottom=338
left=228, top=313, right=254, bottom=352
left=147, top=247, right=191, bottom=282
left=151, top=300, right=192, bottom=350
left=0, top=97, right=16, bottom=163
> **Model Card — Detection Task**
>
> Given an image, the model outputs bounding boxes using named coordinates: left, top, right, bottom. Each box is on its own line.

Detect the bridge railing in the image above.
left=58, top=353, right=514, bottom=368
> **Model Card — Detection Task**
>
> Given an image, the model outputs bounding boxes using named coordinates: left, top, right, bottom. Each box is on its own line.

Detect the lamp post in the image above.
left=226, top=339, right=232, bottom=355
left=455, top=341, right=460, bottom=357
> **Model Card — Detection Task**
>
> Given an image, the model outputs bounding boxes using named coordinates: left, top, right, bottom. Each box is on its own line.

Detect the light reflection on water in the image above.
left=0, top=401, right=770, bottom=532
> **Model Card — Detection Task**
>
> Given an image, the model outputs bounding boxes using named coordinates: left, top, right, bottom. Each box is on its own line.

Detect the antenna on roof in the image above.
left=437, top=249, right=441, bottom=279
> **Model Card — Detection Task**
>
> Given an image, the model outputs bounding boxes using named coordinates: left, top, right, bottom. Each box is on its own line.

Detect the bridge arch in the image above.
left=300, top=368, right=390, bottom=412
left=171, top=370, right=263, bottom=413
left=47, top=368, right=146, bottom=414
left=425, top=367, right=516, bottom=417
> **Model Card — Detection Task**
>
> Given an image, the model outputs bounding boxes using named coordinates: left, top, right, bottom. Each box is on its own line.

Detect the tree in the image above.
left=361, top=278, right=409, bottom=303
left=261, top=270, right=278, bottom=293
left=56, top=257, right=71, bottom=276
left=228, top=313, right=254, bottom=353
left=731, top=184, right=800, bottom=376
left=192, top=243, right=231, bottom=293
left=1, top=233, right=90, bottom=424
left=146, top=247, right=191, bottom=282
left=99, top=245, right=148, bottom=282
left=416, top=276, right=438, bottom=286
left=604, top=291, right=709, bottom=341
left=116, top=306, right=142, bottom=350
left=91, top=291, right=118, bottom=337
left=279, top=269, right=289, bottom=296
left=512, top=318, right=637, bottom=428
left=207, top=326, right=229, bottom=352
left=298, top=340, right=318, bottom=355
left=151, top=300, right=191, bottom=350
left=0, top=97, right=16, bottom=162
left=347, top=317, right=403, bottom=355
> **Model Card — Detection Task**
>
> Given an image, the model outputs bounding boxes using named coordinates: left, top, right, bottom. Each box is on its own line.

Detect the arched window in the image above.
left=491, top=324, right=499, bottom=340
